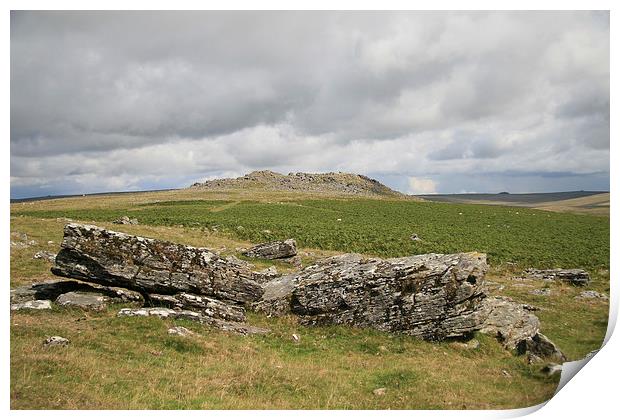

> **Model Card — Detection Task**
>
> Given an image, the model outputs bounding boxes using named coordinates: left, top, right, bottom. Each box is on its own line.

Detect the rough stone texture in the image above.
left=255, top=252, right=489, bottom=340
left=576, top=290, right=608, bottom=301
left=146, top=292, right=246, bottom=322
left=55, top=292, right=108, bottom=311
left=11, top=300, right=52, bottom=311
left=11, top=280, right=144, bottom=305
left=117, top=307, right=269, bottom=335
left=530, top=288, right=551, bottom=296
left=242, top=239, right=297, bottom=260
left=479, top=296, right=566, bottom=361
left=51, top=223, right=263, bottom=304
left=44, top=336, right=69, bottom=347
left=191, top=170, right=406, bottom=198
left=252, top=266, right=279, bottom=284
left=33, top=250, right=57, bottom=262
left=523, top=268, right=590, bottom=286
left=113, top=216, right=139, bottom=225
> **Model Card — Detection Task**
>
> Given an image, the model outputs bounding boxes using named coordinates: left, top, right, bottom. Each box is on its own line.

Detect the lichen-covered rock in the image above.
left=11, top=300, right=52, bottom=311
left=168, top=326, right=194, bottom=336
left=242, top=239, right=297, bottom=259
left=55, top=292, right=108, bottom=311
left=117, top=307, right=269, bottom=335
left=11, top=280, right=143, bottom=305
left=51, top=224, right=263, bottom=304
left=479, top=296, right=566, bottom=362
left=523, top=268, right=590, bottom=286
left=576, top=290, right=608, bottom=301
left=255, top=252, right=488, bottom=340
left=146, top=292, right=246, bottom=322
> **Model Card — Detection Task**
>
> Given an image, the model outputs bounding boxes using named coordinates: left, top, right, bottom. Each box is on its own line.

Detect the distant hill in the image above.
left=190, top=170, right=406, bottom=198
left=417, top=191, right=609, bottom=215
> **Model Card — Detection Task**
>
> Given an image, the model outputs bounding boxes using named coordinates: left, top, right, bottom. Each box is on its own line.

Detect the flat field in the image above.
left=10, top=189, right=610, bottom=409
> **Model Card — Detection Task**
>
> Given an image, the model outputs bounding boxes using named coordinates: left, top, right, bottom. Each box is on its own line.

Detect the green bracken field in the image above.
left=14, top=198, right=609, bottom=270
left=10, top=190, right=610, bottom=409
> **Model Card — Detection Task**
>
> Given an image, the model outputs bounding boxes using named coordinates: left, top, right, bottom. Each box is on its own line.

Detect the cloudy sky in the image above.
left=10, top=11, right=609, bottom=198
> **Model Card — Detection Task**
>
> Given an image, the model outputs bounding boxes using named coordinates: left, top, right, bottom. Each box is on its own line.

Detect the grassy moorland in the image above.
left=10, top=188, right=610, bottom=409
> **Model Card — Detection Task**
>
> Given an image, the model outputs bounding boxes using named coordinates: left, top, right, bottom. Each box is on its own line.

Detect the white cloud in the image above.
left=408, top=177, right=437, bottom=194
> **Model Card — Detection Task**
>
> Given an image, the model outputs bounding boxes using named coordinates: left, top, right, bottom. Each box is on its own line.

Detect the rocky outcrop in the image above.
left=254, top=252, right=488, bottom=340
left=48, top=224, right=267, bottom=334
left=190, top=170, right=408, bottom=198
left=52, top=224, right=263, bottom=304
left=479, top=296, right=566, bottom=362
left=242, top=239, right=297, bottom=260
left=522, top=268, right=590, bottom=286
left=11, top=300, right=52, bottom=311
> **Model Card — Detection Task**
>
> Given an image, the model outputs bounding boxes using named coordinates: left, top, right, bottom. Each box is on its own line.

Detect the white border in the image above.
left=3, top=1, right=616, bottom=419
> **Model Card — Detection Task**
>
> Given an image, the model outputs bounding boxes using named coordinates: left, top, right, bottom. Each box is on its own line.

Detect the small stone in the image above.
left=168, top=326, right=194, bottom=337
left=530, top=288, right=551, bottom=296
left=11, top=300, right=52, bottom=311
left=243, top=239, right=297, bottom=259
left=373, top=388, right=387, bottom=396
left=113, top=216, right=138, bottom=225
left=33, top=250, right=57, bottom=262
left=501, top=370, right=512, bottom=377
left=44, top=336, right=69, bottom=347
left=410, top=233, right=421, bottom=241
left=292, top=333, right=300, bottom=342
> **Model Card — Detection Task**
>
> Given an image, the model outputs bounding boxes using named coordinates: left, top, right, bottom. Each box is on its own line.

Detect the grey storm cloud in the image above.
left=10, top=10, right=609, bottom=197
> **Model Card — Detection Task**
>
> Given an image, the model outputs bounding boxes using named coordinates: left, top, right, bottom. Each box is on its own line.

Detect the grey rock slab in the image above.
left=117, top=307, right=269, bottom=335
left=11, top=300, right=52, bottom=311
left=168, top=326, right=195, bottom=336
left=11, top=280, right=143, bottom=305
left=242, top=239, right=297, bottom=259
left=576, top=290, right=608, bottom=301
left=51, top=223, right=263, bottom=304
left=55, top=292, right=108, bottom=311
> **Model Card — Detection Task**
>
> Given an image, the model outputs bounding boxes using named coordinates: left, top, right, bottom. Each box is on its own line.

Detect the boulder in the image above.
left=242, top=239, right=297, bottom=259
left=51, top=224, right=263, bottom=304
left=479, top=296, right=566, bottom=362
left=523, top=268, right=590, bottom=286
left=254, top=252, right=488, bottom=340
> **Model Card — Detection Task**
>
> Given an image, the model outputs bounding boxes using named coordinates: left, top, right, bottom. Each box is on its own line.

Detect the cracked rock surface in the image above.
left=255, top=252, right=489, bottom=340
left=52, top=223, right=263, bottom=304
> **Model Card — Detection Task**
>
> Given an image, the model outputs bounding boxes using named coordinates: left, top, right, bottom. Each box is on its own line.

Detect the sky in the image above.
left=10, top=11, right=610, bottom=198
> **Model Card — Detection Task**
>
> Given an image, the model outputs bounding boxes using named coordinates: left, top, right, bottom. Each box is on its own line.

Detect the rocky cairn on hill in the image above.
left=12, top=223, right=565, bottom=359
left=190, top=170, right=406, bottom=198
